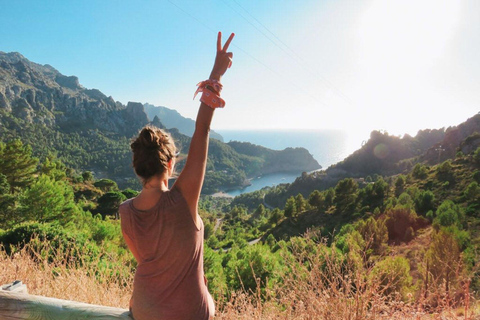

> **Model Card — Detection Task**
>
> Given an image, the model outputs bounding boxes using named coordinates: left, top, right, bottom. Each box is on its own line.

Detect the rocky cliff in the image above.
left=0, top=51, right=147, bottom=137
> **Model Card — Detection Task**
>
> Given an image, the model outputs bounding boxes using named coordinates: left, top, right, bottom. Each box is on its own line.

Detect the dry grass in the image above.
left=1, top=239, right=478, bottom=320
left=0, top=240, right=133, bottom=308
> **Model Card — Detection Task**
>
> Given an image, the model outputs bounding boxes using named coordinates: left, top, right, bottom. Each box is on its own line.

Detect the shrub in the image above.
left=370, top=256, right=413, bottom=300
left=0, top=222, right=99, bottom=264
left=412, top=163, right=428, bottom=179
left=433, top=200, right=464, bottom=228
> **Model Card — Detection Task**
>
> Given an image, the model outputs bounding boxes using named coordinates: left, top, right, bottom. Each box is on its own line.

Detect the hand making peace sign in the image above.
left=210, top=32, right=235, bottom=80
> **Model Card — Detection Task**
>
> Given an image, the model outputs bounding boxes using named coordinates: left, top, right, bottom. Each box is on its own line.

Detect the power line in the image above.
left=227, top=0, right=353, bottom=105
left=165, top=0, right=327, bottom=106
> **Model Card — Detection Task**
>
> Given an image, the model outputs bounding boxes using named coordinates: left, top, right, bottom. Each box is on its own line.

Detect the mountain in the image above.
left=144, top=103, right=224, bottom=141
left=264, top=113, right=480, bottom=208
left=0, top=51, right=319, bottom=193
left=0, top=52, right=146, bottom=137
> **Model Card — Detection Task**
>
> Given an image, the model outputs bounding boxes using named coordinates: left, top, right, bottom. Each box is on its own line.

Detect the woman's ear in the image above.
left=167, top=158, right=174, bottom=175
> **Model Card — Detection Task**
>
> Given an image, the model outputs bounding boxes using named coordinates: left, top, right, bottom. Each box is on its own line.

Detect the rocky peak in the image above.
left=55, top=74, right=81, bottom=90
left=0, top=51, right=150, bottom=137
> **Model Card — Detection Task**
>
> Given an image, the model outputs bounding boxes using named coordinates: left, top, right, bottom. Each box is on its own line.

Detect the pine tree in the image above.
left=0, top=140, right=39, bottom=193
left=284, top=196, right=296, bottom=218
left=18, top=174, right=76, bottom=223
left=334, top=178, right=358, bottom=214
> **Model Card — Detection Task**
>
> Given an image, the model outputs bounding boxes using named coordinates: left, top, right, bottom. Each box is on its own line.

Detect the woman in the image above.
left=119, top=32, right=234, bottom=320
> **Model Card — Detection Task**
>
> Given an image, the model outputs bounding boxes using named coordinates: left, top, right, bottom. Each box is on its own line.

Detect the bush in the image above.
left=436, top=160, right=454, bottom=183
left=433, top=200, right=464, bottom=228
left=370, top=256, right=413, bottom=300
left=0, top=222, right=99, bottom=264
left=384, top=207, right=427, bottom=244
left=412, top=163, right=428, bottom=179
left=224, top=244, right=286, bottom=293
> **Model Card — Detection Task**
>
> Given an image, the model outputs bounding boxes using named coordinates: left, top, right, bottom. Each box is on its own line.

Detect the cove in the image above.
left=224, top=171, right=303, bottom=197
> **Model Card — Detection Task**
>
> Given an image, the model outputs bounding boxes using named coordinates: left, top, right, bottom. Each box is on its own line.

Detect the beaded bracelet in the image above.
left=194, top=79, right=225, bottom=109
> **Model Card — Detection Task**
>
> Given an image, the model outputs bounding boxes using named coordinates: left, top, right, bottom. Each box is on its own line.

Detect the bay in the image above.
left=215, top=129, right=362, bottom=196
left=225, top=171, right=304, bottom=197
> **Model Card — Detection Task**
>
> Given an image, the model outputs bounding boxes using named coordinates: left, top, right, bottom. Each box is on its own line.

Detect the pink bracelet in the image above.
left=200, top=87, right=225, bottom=109
left=194, top=79, right=225, bottom=109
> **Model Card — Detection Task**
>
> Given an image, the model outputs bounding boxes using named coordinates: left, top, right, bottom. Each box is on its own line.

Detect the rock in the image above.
left=55, top=74, right=81, bottom=90
left=0, top=91, right=10, bottom=111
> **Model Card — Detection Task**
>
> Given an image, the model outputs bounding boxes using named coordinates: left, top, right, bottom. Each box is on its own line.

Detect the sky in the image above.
left=1, top=0, right=479, bottom=143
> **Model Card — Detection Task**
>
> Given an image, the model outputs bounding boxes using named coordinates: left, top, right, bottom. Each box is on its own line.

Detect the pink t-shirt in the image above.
left=120, top=187, right=211, bottom=320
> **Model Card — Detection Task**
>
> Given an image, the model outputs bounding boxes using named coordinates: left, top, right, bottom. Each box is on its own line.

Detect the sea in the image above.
left=216, top=129, right=364, bottom=197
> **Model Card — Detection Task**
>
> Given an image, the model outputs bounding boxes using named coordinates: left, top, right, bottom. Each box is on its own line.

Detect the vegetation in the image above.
left=1, top=129, right=480, bottom=318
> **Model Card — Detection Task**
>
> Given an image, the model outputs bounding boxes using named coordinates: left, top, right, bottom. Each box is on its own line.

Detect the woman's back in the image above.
left=120, top=187, right=210, bottom=320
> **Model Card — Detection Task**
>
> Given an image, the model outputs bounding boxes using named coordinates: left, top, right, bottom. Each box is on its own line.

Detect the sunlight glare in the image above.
left=353, top=0, right=462, bottom=136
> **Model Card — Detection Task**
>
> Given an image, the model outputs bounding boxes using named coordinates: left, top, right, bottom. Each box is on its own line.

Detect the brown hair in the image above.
left=130, top=126, right=177, bottom=183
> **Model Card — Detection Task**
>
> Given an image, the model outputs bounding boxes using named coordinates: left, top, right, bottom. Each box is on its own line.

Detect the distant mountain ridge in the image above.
left=0, top=51, right=320, bottom=193
left=144, top=103, right=224, bottom=141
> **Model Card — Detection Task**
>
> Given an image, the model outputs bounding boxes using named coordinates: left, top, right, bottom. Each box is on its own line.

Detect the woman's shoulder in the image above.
left=163, top=185, right=187, bottom=206
left=119, top=198, right=134, bottom=215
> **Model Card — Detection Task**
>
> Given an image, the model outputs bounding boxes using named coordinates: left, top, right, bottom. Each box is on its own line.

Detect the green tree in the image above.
left=204, top=247, right=227, bottom=299
left=0, top=140, right=39, bottom=193
left=0, top=174, right=9, bottom=195
left=204, top=222, right=214, bottom=240
left=464, top=182, right=479, bottom=202
left=82, top=171, right=94, bottom=182
left=268, top=208, right=283, bottom=225
left=473, top=170, right=480, bottom=183
left=324, top=188, right=335, bottom=208
left=394, top=175, right=406, bottom=197
left=436, top=160, right=454, bottom=183
left=308, top=190, right=323, bottom=209
left=96, top=191, right=127, bottom=218
left=396, top=192, right=415, bottom=210
left=359, top=177, right=389, bottom=212
left=414, top=190, right=435, bottom=215
left=284, top=196, right=296, bottom=218
left=0, top=174, right=16, bottom=228
left=334, top=178, right=358, bottom=214
left=412, top=163, right=428, bottom=179
left=121, top=188, right=139, bottom=199
left=473, top=147, right=480, bottom=165
left=434, top=200, right=464, bottom=228
left=94, top=179, right=119, bottom=192
left=40, top=156, right=67, bottom=181
left=295, top=193, right=307, bottom=214
left=18, top=174, right=77, bottom=223
left=206, top=235, right=220, bottom=249
left=254, top=204, right=266, bottom=218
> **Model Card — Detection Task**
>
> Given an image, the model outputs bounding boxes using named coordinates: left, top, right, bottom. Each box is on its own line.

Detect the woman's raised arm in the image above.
left=174, top=32, right=234, bottom=222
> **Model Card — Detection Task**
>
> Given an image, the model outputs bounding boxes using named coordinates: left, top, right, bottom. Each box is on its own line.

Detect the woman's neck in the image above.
left=144, top=175, right=169, bottom=190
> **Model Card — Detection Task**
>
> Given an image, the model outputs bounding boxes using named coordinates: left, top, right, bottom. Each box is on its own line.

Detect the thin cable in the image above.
left=228, top=0, right=353, bottom=105
left=165, top=0, right=327, bottom=105
left=166, top=0, right=216, bottom=33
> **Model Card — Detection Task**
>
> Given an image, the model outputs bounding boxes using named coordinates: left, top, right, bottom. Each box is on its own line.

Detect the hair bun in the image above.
left=131, top=125, right=177, bottom=182
left=139, top=127, right=159, bottom=149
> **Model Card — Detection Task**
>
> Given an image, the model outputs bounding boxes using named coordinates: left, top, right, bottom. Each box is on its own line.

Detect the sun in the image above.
left=353, top=0, right=462, bottom=136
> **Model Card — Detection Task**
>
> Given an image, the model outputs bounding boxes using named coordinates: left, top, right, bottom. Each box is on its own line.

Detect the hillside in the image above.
left=262, top=114, right=480, bottom=207
left=0, top=51, right=319, bottom=193
left=0, top=112, right=479, bottom=317
left=144, top=103, right=224, bottom=141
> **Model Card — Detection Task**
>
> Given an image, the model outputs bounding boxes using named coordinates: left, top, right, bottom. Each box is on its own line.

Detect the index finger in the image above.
left=222, top=33, right=235, bottom=52
left=217, top=32, right=222, bottom=52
